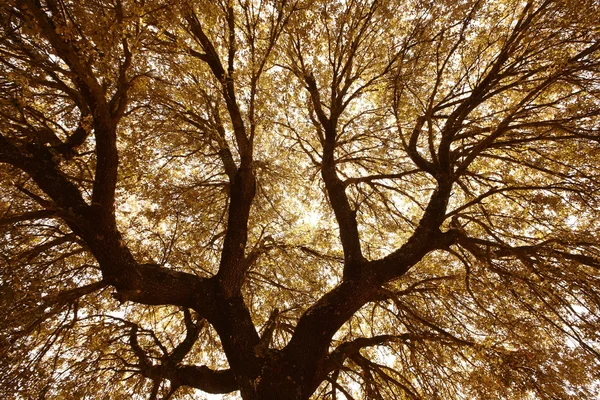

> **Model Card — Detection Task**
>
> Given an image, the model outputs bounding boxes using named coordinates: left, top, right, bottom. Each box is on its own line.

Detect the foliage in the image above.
left=1, top=0, right=600, bottom=399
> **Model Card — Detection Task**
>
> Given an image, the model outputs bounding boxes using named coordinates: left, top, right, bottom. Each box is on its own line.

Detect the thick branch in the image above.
left=166, top=365, right=237, bottom=394
left=185, top=9, right=251, bottom=164
left=0, top=209, right=56, bottom=226
left=185, top=9, right=256, bottom=296
left=167, top=310, right=204, bottom=366
left=215, top=167, right=256, bottom=295
left=3, top=107, right=259, bottom=393
left=18, top=0, right=121, bottom=217
left=129, top=324, right=238, bottom=394
left=0, top=133, right=90, bottom=219
left=110, top=264, right=213, bottom=310
left=279, top=182, right=460, bottom=381
left=325, top=334, right=411, bottom=374
left=371, top=184, right=458, bottom=281
left=304, top=74, right=364, bottom=278
left=281, top=215, right=459, bottom=383
left=282, top=278, right=380, bottom=389
left=22, top=233, right=78, bottom=261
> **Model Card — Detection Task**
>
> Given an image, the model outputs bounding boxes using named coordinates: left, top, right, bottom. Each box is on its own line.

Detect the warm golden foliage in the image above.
left=1, top=0, right=600, bottom=399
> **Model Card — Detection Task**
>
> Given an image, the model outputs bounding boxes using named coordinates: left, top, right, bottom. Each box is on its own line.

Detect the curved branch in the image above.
left=325, top=334, right=411, bottom=374
left=166, top=309, right=204, bottom=366
left=371, top=185, right=458, bottom=282
left=129, top=322, right=238, bottom=394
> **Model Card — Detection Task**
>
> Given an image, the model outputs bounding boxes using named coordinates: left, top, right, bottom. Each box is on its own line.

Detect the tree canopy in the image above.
left=1, top=0, right=600, bottom=398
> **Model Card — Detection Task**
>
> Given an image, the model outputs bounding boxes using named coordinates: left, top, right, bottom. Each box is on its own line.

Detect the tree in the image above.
left=1, top=0, right=599, bottom=398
